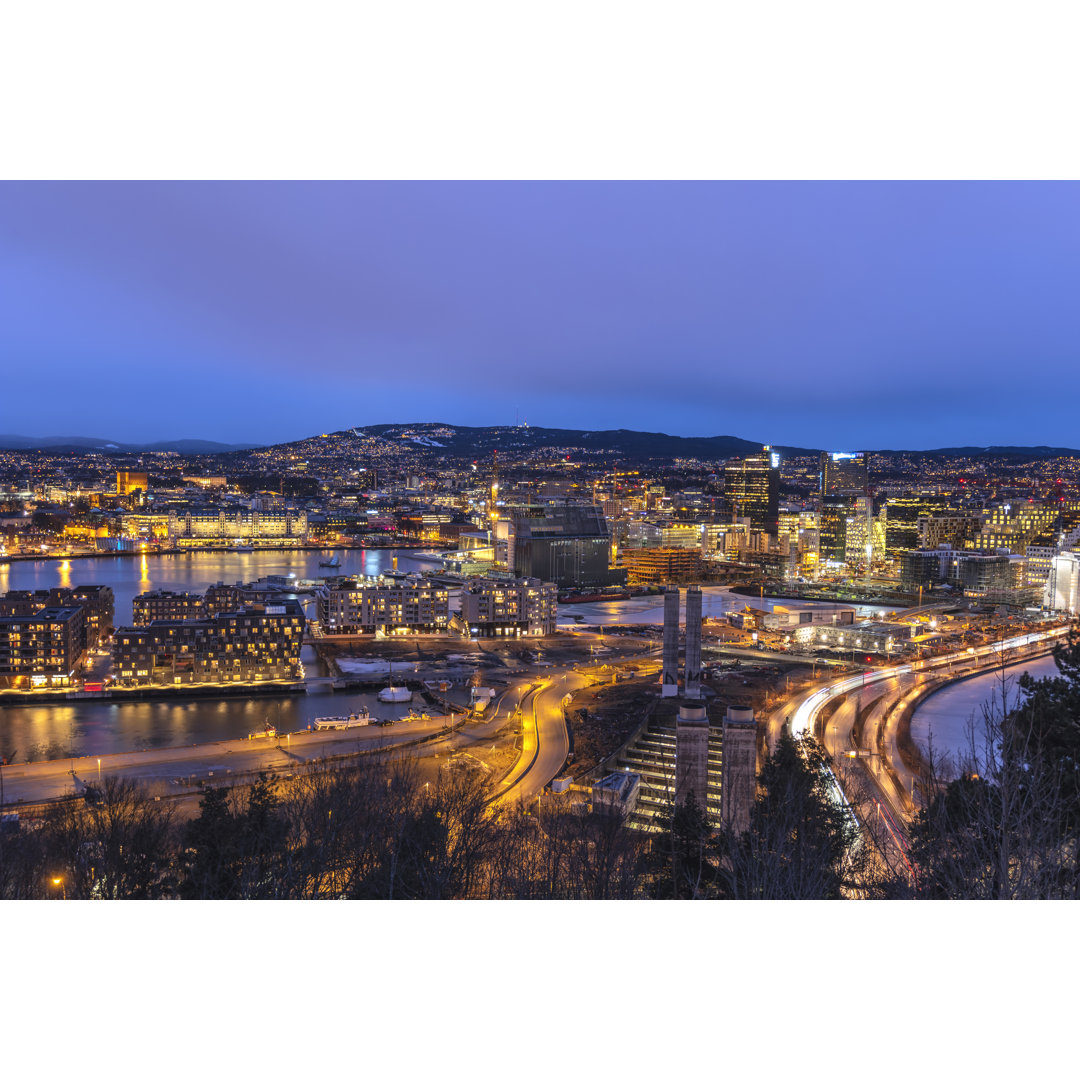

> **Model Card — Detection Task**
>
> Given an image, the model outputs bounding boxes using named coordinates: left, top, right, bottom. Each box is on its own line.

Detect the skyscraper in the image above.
left=724, top=447, right=779, bottom=534
left=819, top=452, right=869, bottom=497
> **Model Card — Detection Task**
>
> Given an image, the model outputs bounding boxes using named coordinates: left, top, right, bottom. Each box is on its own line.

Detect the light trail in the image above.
left=791, top=626, right=1070, bottom=740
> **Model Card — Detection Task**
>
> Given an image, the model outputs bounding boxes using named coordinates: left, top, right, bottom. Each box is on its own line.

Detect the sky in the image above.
left=1, top=181, right=1078, bottom=450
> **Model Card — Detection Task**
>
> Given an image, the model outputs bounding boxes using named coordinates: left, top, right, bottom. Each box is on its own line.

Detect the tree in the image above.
left=718, top=732, right=860, bottom=900
left=1007, top=628, right=1080, bottom=825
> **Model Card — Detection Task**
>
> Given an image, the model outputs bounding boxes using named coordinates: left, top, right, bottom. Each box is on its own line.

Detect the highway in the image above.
left=786, top=626, right=1072, bottom=816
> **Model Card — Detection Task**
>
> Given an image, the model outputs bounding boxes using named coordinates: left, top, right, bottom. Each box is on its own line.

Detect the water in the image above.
left=0, top=547, right=442, bottom=627
left=557, top=585, right=903, bottom=627
left=0, top=548, right=447, bottom=764
left=910, top=653, right=1060, bottom=768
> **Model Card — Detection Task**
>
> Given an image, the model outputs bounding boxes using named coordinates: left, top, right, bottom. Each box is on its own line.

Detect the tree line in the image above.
left=2, top=629, right=1077, bottom=900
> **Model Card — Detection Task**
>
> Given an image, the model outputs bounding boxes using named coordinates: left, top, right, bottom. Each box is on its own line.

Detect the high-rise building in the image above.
left=819, top=496, right=853, bottom=562
left=819, top=452, right=868, bottom=497
left=884, top=497, right=952, bottom=556
left=724, top=448, right=779, bottom=534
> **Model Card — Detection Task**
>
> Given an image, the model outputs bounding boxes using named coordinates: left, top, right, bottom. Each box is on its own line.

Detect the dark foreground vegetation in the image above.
left=3, top=632, right=1078, bottom=901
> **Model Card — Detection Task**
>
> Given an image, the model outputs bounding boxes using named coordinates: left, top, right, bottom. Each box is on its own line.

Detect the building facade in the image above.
left=819, top=451, right=869, bottom=497
left=0, top=605, right=86, bottom=688
left=316, top=577, right=450, bottom=635
left=133, top=590, right=206, bottom=626
left=724, top=448, right=779, bottom=533
left=460, top=577, right=558, bottom=636
left=113, top=600, right=305, bottom=687
left=167, top=508, right=309, bottom=548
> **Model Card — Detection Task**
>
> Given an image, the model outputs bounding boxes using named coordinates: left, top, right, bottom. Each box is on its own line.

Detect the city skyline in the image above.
left=4, top=182, right=1080, bottom=448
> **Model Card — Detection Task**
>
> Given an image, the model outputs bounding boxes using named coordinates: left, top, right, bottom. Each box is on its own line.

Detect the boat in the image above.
left=234, top=544, right=255, bottom=553
left=377, top=658, right=412, bottom=702
left=319, top=555, right=342, bottom=568
left=312, top=709, right=371, bottom=730
left=248, top=720, right=277, bottom=739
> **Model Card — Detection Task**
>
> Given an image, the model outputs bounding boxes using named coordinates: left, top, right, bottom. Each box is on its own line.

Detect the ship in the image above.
left=319, top=555, right=342, bottom=568
left=312, top=709, right=371, bottom=730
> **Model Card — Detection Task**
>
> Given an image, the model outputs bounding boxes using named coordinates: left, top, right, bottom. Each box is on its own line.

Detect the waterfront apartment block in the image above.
left=113, top=600, right=305, bottom=687
left=0, top=605, right=86, bottom=688
left=166, top=508, right=309, bottom=548
left=133, top=590, right=206, bottom=626
left=0, top=585, right=114, bottom=652
left=316, top=577, right=450, bottom=635
left=460, top=576, right=558, bottom=637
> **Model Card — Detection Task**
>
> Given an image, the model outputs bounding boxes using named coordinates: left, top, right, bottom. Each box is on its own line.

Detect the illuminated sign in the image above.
left=770, top=452, right=780, bottom=469
left=830, top=452, right=861, bottom=461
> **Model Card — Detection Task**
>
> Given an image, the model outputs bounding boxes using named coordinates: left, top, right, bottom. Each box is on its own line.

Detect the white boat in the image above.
left=313, top=710, right=371, bottom=730
left=378, top=686, right=412, bottom=703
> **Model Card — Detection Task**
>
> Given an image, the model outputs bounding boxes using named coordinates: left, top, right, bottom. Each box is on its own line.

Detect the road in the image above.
left=0, top=716, right=472, bottom=806
left=785, top=625, right=1072, bottom=819
left=491, top=670, right=593, bottom=807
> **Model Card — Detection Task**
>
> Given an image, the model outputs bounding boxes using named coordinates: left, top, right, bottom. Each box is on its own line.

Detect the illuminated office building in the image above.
left=724, top=448, right=779, bottom=534
left=819, top=452, right=868, bottom=497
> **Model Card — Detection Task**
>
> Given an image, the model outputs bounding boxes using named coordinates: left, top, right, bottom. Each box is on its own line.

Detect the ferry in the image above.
left=319, top=555, right=342, bottom=569
left=312, top=709, right=371, bottom=730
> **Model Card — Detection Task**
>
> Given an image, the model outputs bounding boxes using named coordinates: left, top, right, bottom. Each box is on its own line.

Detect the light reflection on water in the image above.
left=0, top=548, right=443, bottom=763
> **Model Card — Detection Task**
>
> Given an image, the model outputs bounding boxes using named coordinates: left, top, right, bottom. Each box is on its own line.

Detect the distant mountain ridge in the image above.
left=0, top=434, right=260, bottom=453
left=3, top=425, right=1078, bottom=461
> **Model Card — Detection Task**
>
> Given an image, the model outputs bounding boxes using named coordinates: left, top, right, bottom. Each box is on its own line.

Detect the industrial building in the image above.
left=494, top=504, right=622, bottom=589
left=761, top=604, right=855, bottom=631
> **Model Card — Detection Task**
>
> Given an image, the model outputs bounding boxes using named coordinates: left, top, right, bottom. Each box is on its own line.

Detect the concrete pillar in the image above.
left=676, top=702, right=710, bottom=809
left=661, top=587, right=680, bottom=697
left=684, top=584, right=702, bottom=699
left=721, top=706, right=758, bottom=834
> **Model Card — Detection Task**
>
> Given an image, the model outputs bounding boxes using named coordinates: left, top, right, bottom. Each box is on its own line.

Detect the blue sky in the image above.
left=2, top=181, right=1077, bottom=449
